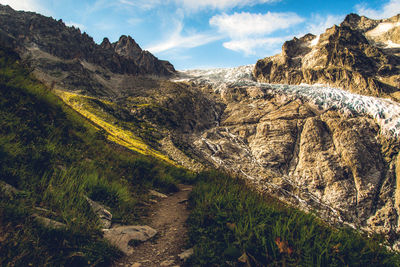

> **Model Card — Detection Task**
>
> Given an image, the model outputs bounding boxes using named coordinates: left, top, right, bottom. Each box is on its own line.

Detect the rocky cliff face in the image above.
left=0, top=4, right=175, bottom=97
left=254, top=13, right=400, bottom=98
left=176, top=65, right=400, bottom=249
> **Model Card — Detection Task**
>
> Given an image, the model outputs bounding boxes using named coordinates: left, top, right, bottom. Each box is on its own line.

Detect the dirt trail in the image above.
left=114, top=184, right=193, bottom=267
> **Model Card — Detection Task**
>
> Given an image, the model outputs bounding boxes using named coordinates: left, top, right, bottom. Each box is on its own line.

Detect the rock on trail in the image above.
left=113, top=185, right=193, bottom=267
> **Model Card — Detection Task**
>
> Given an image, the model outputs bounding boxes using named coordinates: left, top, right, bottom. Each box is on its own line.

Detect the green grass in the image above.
left=1, top=44, right=399, bottom=267
left=0, top=45, right=194, bottom=266
left=186, top=171, right=400, bottom=266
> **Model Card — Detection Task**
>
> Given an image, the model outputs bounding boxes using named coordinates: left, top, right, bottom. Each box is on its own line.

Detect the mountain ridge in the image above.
left=254, top=13, right=400, bottom=99
left=0, top=4, right=175, bottom=98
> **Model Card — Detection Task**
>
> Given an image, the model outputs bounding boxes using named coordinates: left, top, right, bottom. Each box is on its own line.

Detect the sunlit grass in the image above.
left=0, top=46, right=191, bottom=266
left=56, top=90, right=175, bottom=165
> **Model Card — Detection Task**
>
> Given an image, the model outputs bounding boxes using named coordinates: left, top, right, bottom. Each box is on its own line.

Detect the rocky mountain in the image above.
left=0, top=4, right=175, bottom=97
left=254, top=13, right=400, bottom=99
left=2, top=3, right=400, bottom=251
left=178, top=66, right=400, bottom=249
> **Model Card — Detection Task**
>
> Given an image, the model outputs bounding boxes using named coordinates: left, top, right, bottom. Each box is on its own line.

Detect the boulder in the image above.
left=85, top=196, right=112, bottom=229
left=178, top=248, right=194, bottom=261
left=149, top=189, right=168, bottom=199
left=102, top=225, right=157, bottom=255
left=0, top=181, right=19, bottom=199
left=32, top=214, right=66, bottom=229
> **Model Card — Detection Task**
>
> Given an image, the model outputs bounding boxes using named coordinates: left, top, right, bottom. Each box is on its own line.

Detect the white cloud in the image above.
left=0, top=0, right=49, bottom=14
left=118, top=0, right=162, bottom=10
left=127, top=17, right=143, bottom=26
left=118, top=0, right=281, bottom=11
left=223, top=36, right=287, bottom=55
left=65, top=22, right=86, bottom=31
left=146, top=21, right=221, bottom=53
left=306, top=14, right=345, bottom=35
left=210, top=12, right=304, bottom=38
left=209, top=11, right=304, bottom=55
left=176, top=0, right=280, bottom=11
left=355, top=0, right=400, bottom=19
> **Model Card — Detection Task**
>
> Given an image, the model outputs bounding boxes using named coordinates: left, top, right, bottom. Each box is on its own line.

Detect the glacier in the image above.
left=175, top=65, right=400, bottom=139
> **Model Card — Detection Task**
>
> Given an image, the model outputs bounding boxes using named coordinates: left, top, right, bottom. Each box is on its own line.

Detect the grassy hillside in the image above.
left=0, top=46, right=192, bottom=266
left=186, top=171, right=400, bottom=266
left=55, top=90, right=174, bottom=164
left=1, top=44, right=400, bottom=267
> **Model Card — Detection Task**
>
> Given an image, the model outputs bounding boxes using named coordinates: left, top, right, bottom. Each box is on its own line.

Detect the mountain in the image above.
left=0, top=4, right=175, bottom=97
left=179, top=66, right=400, bottom=248
left=254, top=13, right=400, bottom=99
left=2, top=4, right=400, bottom=264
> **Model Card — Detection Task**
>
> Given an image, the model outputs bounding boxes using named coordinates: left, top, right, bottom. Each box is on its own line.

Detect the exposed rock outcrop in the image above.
left=254, top=13, right=400, bottom=98
left=113, top=35, right=175, bottom=76
left=85, top=196, right=113, bottom=229
left=191, top=85, right=400, bottom=241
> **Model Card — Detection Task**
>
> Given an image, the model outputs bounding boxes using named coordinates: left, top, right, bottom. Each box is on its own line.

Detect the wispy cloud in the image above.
left=0, top=0, right=50, bottom=14
left=223, top=36, right=287, bottom=55
left=210, top=11, right=304, bottom=55
left=118, top=0, right=281, bottom=12
left=146, top=21, right=221, bottom=53
left=127, top=17, right=143, bottom=26
left=355, top=0, right=400, bottom=19
left=305, top=14, right=345, bottom=35
left=118, top=0, right=162, bottom=10
left=176, top=0, right=281, bottom=11
left=210, top=12, right=304, bottom=38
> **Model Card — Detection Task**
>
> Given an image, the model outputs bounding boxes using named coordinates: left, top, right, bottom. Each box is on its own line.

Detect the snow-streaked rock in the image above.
left=174, top=56, right=400, bottom=249
left=176, top=64, right=400, bottom=139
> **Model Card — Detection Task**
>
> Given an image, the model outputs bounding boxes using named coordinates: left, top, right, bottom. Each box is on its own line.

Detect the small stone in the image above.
left=149, top=189, right=168, bottom=198
left=160, top=260, right=175, bottom=266
left=103, top=225, right=157, bottom=255
left=131, top=263, right=141, bottom=267
left=32, top=214, right=66, bottom=229
left=85, top=196, right=112, bottom=229
left=178, top=248, right=194, bottom=261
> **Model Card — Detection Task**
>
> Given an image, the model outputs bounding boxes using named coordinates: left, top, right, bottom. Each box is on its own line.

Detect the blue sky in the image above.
left=1, top=0, right=399, bottom=69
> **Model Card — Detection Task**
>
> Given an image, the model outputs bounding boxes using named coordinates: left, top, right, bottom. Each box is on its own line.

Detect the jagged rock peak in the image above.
left=254, top=12, right=400, bottom=98
left=114, top=35, right=143, bottom=59
left=0, top=4, right=175, bottom=77
left=340, top=13, right=378, bottom=32
left=100, top=37, right=112, bottom=50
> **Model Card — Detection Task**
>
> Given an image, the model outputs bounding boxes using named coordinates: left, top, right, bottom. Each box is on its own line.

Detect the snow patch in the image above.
left=174, top=65, right=400, bottom=139
left=367, top=22, right=397, bottom=37
left=310, top=34, right=320, bottom=47
left=175, top=64, right=255, bottom=90
left=386, top=40, right=400, bottom=48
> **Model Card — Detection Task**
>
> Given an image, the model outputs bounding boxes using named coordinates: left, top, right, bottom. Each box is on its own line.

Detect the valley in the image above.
left=1, top=3, right=400, bottom=266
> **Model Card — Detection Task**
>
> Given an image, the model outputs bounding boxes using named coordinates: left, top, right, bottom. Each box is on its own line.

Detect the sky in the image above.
left=1, top=0, right=399, bottom=69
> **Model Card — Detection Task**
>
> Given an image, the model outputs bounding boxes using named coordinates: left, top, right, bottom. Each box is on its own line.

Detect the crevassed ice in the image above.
left=174, top=65, right=400, bottom=139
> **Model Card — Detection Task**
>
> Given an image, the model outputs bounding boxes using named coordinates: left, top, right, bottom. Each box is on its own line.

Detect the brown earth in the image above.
left=113, top=184, right=193, bottom=267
